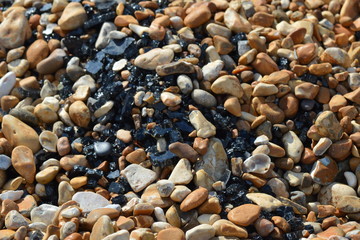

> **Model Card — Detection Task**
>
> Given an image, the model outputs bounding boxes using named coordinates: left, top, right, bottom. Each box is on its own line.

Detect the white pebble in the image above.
left=344, top=171, right=357, bottom=188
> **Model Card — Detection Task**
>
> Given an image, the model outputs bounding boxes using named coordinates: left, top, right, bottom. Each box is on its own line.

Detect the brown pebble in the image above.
left=180, top=187, right=208, bottom=212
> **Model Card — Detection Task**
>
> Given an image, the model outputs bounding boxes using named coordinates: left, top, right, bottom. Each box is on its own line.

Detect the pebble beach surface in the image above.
left=0, top=0, right=360, bottom=239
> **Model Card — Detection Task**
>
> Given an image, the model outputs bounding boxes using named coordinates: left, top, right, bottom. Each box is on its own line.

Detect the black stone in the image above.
left=107, top=170, right=120, bottom=180
left=301, top=99, right=315, bottom=111
left=108, top=182, right=126, bottom=194
left=84, top=12, right=117, bottom=29
left=68, top=165, right=88, bottom=178
left=111, top=194, right=127, bottom=205
left=149, top=151, right=177, bottom=167
left=102, top=38, right=135, bottom=56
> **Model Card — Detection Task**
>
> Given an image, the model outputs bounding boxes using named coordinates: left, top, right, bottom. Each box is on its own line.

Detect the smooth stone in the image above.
left=348, top=73, right=360, bottom=90
left=224, top=8, right=251, bottom=33
left=242, top=154, right=271, bottom=174
left=254, top=218, right=274, bottom=237
left=34, top=103, right=58, bottom=124
left=157, top=228, right=185, bottom=240
left=191, top=89, right=217, bottom=108
left=57, top=137, right=71, bottom=156
left=72, top=75, right=96, bottom=92
left=310, top=156, right=339, bottom=185
left=202, top=60, right=224, bottom=82
left=246, top=193, right=283, bottom=212
left=141, top=184, right=173, bottom=208
left=206, top=23, right=231, bottom=39
left=211, top=75, right=244, bottom=99
left=186, top=224, right=215, bottom=240
left=90, top=215, right=114, bottom=240
left=122, top=164, right=157, bottom=192
left=7, top=59, right=29, bottom=77
left=95, top=22, right=117, bottom=49
left=11, top=146, right=36, bottom=183
left=168, top=159, right=193, bottom=185
left=60, top=155, right=88, bottom=171
left=160, top=92, right=182, bottom=107
left=94, top=142, right=112, bottom=157
left=195, top=138, right=228, bottom=182
left=315, top=111, right=343, bottom=141
left=103, top=230, right=130, bottom=240
left=0, top=8, right=31, bottom=49
left=69, top=101, right=90, bottom=128
left=212, top=219, right=248, bottom=238
left=35, top=166, right=59, bottom=184
left=184, top=6, right=211, bottom=28
left=30, top=204, right=59, bottom=225
left=5, top=210, right=28, bottom=230
left=134, top=48, right=174, bottom=70
left=170, top=186, right=192, bottom=202
left=36, top=49, right=66, bottom=74
left=228, top=204, right=261, bottom=227
left=177, top=75, right=193, bottom=95
left=320, top=47, right=351, bottom=68
left=169, top=142, right=199, bottom=163
left=313, top=137, right=332, bottom=156
left=72, top=192, right=110, bottom=212
left=58, top=2, right=87, bottom=31
left=189, top=110, right=216, bottom=138
left=344, top=171, right=357, bottom=188
left=252, top=83, right=278, bottom=97
left=156, top=61, right=195, bottom=76
left=156, top=180, right=175, bottom=198
left=0, top=72, right=16, bottom=99
left=251, top=53, right=279, bottom=75
left=282, top=131, right=304, bottom=163
left=318, top=183, right=357, bottom=205
left=336, top=196, right=360, bottom=213
left=0, top=155, right=11, bottom=170
left=0, top=190, right=23, bottom=201
left=58, top=181, right=75, bottom=206
left=39, top=130, right=58, bottom=152
left=112, top=59, right=127, bottom=72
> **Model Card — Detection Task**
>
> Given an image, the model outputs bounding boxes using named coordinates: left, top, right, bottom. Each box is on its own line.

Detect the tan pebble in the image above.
left=213, top=219, right=248, bottom=238
left=317, top=226, right=345, bottom=238
left=213, top=35, right=234, bottom=55
left=294, top=82, right=320, bottom=99
left=114, top=15, right=138, bottom=27
left=198, top=197, right=221, bottom=214
left=57, top=137, right=71, bottom=156
left=69, top=101, right=90, bottom=128
left=224, top=96, right=242, bottom=117
left=296, top=43, right=317, bottom=64
left=180, top=187, right=208, bottom=212
left=157, top=228, right=185, bottom=240
left=60, top=155, right=88, bottom=171
left=70, top=176, right=88, bottom=189
left=26, top=39, right=50, bottom=69
left=1, top=95, right=19, bottom=112
left=58, top=2, right=87, bottom=31
left=35, top=166, right=59, bottom=184
left=254, top=218, right=274, bottom=237
left=309, top=63, right=332, bottom=76
left=125, top=148, right=146, bottom=164
left=11, top=146, right=36, bottom=183
left=251, top=53, right=279, bottom=75
left=228, top=204, right=261, bottom=226
left=184, top=7, right=211, bottom=28
left=116, top=129, right=132, bottom=143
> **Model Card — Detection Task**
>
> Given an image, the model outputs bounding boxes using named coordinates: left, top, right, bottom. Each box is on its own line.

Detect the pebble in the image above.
left=69, top=101, right=90, bottom=128
left=191, top=89, right=217, bottom=108
left=5, top=210, right=29, bottom=230
left=36, top=49, right=66, bottom=74
left=254, top=218, right=274, bottom=237
left=96, top=22, right=117, bottom=49
left=0, top=8, right=31, bottom=49
left=180, top=187, right=208, bottom=212
left=252, top=83, right=278, bottom=97
left=170, top=186, right=191, bottom=202
left=94, top=142, right=112, bottom=157
left=184, top=7, right=211, bottom=28
left=228, top=204, right=261, bottom=226
left=112, top=59, right=127, bottom=72
left=336, top=196, right=360, bottom=213
left=134, top=48, right=174, bottom=70
left=169, top=142, right=199, bottom=163
left=318, top=183, right=357, bottom=205
left=160, top=92, right=182, bottom=107
left=39, top=130, right=58, bottom=152
left=314, top=111, right=343, bottom=141
left=30, top=204, right=59, bottom=225
left=0, top=72, right=16, bottom=99
left=168, top=158, right=193, bottom=185
left=213, top=219, right=248, bottom=238
left=282, top=131, right=304, bottom=163
left=320, top=47, right=351, bottom=68
left=11, top=146, right=36, bottom=183
left=185, top=224, right=215, bottom=240
left=90, top=215, right=114, bottom=240
left=156, top=180, right=175, bottom=198
left=0, top=155, right=11, bottom=170
left=177, top=75, right=193, bottom=94
left=211, top=75, right=244, bottom=99
left=58, top=2, right=87, bottom=31
left=189, top=110, right=216, bottom=138
left=251, top=53, right=279, bottom=75
left=246, top=193, right=283, bottom=212
left=224, top=8, right=251, bottom=33
left=122, top=164, right=157, bottom=192
left=242, top=154, right=271, bottom=174
left=72, top=192, right=109, bottom=212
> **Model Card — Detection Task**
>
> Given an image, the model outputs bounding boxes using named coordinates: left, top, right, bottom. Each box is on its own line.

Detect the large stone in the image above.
left=314, top=111, right=343, bottom=141
left=90, top=215, right=115, bottom=240
left=11, top=146, right=36, bottom=184
left=0, top=8, right=31, bottom=49
left=26, top=39, right=50, bottom=69
left=134, top=48, right=174, bottom=70
left=5, top=210, right=28, bottom=230
left=30, top=204, right=59, bottom=225
left=246, top=193, right=283, bottom=212
left=2, top=115, right=40, bottom=153
left=211, top=75, right=244, bottom=99
left=189, top=110, right=216, bottom=138
left=122, top=164, right=157, bottom=192
left=185, top=224, right=215, bottom=240
left=224, top=8, right=251, bottom=33
left=282, top=131, right=304, bottom=163
left=195, top=138, right=228, bottom=182
left=318, top=183, right=357, bottom=205
left=72, top=192, right=110, bottom=212
left=58, top=2, right=87, bottom=31
left=168, top=159, right=193, bottom=185
left=212, top=219, right=248, bottom=238
left=0, top=72, right=16, bottom=99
